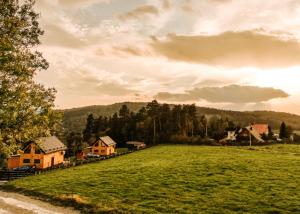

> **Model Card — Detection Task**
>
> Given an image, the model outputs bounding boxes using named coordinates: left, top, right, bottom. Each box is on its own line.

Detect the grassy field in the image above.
left=2, top=145, right=300, bottom=213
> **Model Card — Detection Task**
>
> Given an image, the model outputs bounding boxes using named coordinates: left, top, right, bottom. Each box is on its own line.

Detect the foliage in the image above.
left=5, top=145, right=300, bottom=213
left=62, top=102, right=300, bottom=134
left=81, top=101, right=235, bottom=146
left=65, top=132, right=84, bottom=157
left=0, top=0, right=61, bottom=155
left=279, top=122, right=293, bottom=139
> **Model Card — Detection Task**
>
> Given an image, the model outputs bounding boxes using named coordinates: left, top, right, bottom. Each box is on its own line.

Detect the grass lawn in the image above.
left=3, top=144, right=300, bottom=213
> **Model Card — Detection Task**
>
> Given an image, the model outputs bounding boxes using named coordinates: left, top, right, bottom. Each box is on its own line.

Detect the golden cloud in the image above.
left=151, top=31, right=300, bottom=68
left=155, top=85, right=289, bottom=103
left=118, top=5, right=159, bottom=21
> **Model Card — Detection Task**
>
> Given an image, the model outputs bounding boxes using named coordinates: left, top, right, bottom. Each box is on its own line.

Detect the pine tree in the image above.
left=83, top=114, right=95, bottom=143
left=0, top=0, right=61, bottom=155
left=146, top=100, right=160, bottom=144
left=279, top=122, right=287, bottom=139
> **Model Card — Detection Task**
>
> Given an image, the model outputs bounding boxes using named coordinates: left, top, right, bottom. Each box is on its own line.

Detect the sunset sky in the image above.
left=34, top=0, right=300, bottom=114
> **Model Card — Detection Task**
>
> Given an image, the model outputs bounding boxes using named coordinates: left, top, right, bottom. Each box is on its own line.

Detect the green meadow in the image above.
left=3, top=145, right=300, bottom=213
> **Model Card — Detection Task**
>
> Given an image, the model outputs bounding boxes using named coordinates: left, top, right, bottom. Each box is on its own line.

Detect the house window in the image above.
left=60, top=151, right=64, bottom=155
left=23, top=159, right=30, bottom=163
left=24, top=145, right=31, bottom=154
left=101, top=150, right=105, bottom=153
left=34, top=159, right=40, bottom=164
left=94, top=142, right=99, bottom=147
left=94, top=150, right=99, bottom=153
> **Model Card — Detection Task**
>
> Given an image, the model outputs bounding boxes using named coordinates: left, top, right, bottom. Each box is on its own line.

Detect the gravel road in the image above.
left=0, top=182, right=79, bottom=214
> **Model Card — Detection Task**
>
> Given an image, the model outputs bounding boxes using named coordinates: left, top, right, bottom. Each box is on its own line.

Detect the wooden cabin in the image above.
left=126, top=141, right=146, bottom=150
left=91, top=136, right=117, bottom=156
left=7, top=136, right=66, bottom=170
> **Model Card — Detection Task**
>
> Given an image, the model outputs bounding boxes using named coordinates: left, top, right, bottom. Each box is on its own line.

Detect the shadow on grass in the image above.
left=0, top=184, right=117, bottom=214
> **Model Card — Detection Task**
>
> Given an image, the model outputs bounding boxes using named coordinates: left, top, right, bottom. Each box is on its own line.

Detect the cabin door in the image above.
left=51, top=157, right=55, bottom=167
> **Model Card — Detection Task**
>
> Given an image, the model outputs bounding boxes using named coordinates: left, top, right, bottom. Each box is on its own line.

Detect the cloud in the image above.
left=95, top=82, right=137, bottom=96
left=41, top=23, right=86, bottom=48
left=58, top=0, right=107, bottom=8
left=162, top=0, right=171, bottom=10
left=193, top=79, right=235, bottom=87
left=151, top=31, right=300, bottom=68
left=181, top=0, right=195, bottom=13
left=118, top=5, right=160, bottom=21
left=154, top=85, right=289, bottom=103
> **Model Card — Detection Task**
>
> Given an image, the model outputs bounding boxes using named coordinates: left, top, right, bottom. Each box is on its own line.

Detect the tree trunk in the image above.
left=153, top=118, right=156, bottom=144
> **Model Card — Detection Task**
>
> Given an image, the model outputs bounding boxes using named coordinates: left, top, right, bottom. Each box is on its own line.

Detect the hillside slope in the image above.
left=62, top=102, right=300, bottom=132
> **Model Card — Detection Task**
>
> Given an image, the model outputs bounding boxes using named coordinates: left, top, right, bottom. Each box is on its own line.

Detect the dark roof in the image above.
left=126, top=141, right=145, bottom=145
left=36, top=136, right=67, bottom=154
left=99, top=136, right=117, bottom=146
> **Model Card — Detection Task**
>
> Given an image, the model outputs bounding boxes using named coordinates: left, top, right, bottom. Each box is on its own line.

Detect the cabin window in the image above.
left=35, top=148, right=42, bottom=154
left=101, top=150, right=105, bottom=153
left=34, top=159, right=40, bottom=164
left=60, top=151, right=64, bottom=155
left=94, top=142, right=99, bottom=147
left=24, top=146, right=31, bottom=154
left=23, top=159, right=30, bottom=163
left=94, top=150, right=99, bottom=153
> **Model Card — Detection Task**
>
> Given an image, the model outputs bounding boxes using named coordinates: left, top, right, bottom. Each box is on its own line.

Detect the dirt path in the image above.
left=0, top=182, right=79, bottom=214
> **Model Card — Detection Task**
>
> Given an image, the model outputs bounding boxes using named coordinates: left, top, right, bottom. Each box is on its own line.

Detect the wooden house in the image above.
left=126, top=141, right=146, bottom=150
left=91, top=136, right=117, bottom=156
left=7, top=136, right=66, bottom=170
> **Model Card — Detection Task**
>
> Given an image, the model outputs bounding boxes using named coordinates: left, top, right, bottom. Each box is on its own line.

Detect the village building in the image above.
left=126, top=141, right=147, bottom=150
left=91, top=136, right=117, bottom=156
left=251, top=124, right=269, bottom=136
left=237, top=126, right=265, bottom=143
left=221, top=124, right=269, bottom=144
left=220, top=131, right=237, bottom=143
left=7, top=136, right=66, bottom=170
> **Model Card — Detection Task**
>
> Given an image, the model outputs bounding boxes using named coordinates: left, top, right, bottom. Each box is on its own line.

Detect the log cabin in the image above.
left=7, top=136, right=66, bottom=170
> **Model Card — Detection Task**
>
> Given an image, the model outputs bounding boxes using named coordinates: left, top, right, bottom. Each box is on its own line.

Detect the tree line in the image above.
left=64, top=100, right=297, bottom=157
left=65, top=101, right=237, bottom=156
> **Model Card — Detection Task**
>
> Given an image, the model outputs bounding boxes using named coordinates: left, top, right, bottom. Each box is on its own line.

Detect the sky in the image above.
left=34, top=0, right=300, bottom=114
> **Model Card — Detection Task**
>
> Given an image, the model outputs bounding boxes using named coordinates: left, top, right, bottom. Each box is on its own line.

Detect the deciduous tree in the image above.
left=0, top=0, right=61, bottom=155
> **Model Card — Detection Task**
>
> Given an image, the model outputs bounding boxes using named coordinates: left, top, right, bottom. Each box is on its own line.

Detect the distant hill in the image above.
left=62, top=102, right=300, bottom=133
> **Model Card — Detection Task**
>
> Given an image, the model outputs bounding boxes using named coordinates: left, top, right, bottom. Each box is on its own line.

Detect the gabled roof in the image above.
left=251, top=124, right=269, bottom=135
left=244, top=126, right=265, bottom=142
left=36, top=136, right=67, bottom=154
left=98, top=136, right=117, bottom=146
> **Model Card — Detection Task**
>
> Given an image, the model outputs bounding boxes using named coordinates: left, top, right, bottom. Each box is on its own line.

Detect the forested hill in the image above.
left=62, top=102, right=300, bottom=133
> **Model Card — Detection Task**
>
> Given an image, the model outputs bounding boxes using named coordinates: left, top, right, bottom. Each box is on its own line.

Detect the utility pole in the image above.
left=249, top=132, right=252, bottom=147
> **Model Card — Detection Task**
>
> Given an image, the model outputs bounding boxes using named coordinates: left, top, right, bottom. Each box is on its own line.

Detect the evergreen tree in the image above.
left=66, top=132, right=83, bottom=157
left=83, top=114, right=95, bottom=143
left=0, top=0, right=61, bottom=155
left=279, top=122, right=287, bottom=139
left=146, top=100, right=160, bottom=144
